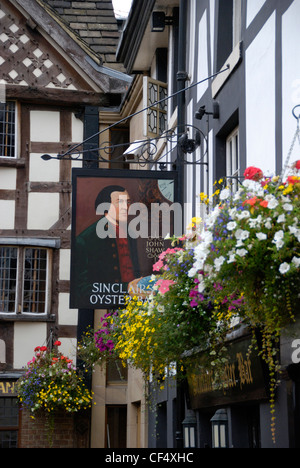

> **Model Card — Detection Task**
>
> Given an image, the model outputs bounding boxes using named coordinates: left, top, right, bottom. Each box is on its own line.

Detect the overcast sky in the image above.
left=112, top=0, right=133, bottom=18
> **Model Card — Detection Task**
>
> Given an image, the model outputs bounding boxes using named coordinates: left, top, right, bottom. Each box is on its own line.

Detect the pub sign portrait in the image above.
left=70, top=169, right=179, bottom=309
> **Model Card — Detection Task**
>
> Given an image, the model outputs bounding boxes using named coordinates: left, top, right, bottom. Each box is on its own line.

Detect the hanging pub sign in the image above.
left=70, top=169, right=180, bottom=309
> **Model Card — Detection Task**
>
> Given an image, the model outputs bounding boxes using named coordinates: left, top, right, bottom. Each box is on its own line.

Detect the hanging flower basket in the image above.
left=17, top=342, right=93, bottom=417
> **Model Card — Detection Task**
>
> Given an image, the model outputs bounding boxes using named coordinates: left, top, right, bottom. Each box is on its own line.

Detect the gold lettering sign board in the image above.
left=0, top=380, right=17, bottom=396
left=187, top=336, right=269, bottom=409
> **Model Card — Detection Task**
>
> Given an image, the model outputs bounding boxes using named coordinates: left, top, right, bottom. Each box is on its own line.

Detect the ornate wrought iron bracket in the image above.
left=41, top=124, right=208, bottom=169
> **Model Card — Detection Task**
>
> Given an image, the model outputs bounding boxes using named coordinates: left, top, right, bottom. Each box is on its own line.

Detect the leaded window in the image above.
left=0, top=101, right=17, bottom=158
left=0, top=397, right=19, bottom=449
left=226, top=127, right=240, bottom=192
left=0, top=246, right=50, bottom=315
left=143, top=77, right=168, bottom=138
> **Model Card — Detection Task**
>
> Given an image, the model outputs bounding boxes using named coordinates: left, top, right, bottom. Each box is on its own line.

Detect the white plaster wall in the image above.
left=27, top=192, right=59, bottom=229
left=14, top=322, right=47, bottom=369
left=58, top=337, right=77, bottom=363
left=197, top=9, right=209, bottom=101
left=188, top=0, right=197, bottom=84
left=58, top=292, right=78, bottom=326
left=246, top=0, right=267, bottom=28
left=30, top=110, right=60, bottom=142
left=245, top=12, right=276, bottom=174
left=29, top=153, right=60, bottom=182
left=72, top=112, right=83, bottom=142
left=0, top=200, right=15, bottom=229
left=71, top=112, right=84, bottom=168
left=208, top=129, right=214, bottom=196
left=0, top=167, right=16, bottom=189
left=185, top=100, right=194, bottom=228
left=59, top=248, right=70, bottom=280
left=282, top=0, right=300, bottom=169
left=209, top=0, right=215, bottom=73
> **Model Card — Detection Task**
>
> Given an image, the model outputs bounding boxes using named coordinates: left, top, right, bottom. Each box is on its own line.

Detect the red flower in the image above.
left=54, top=340, right=61, bottom=346
left=292, top=160, right=300, bottom=171
left=40, top=346, right=47, bottom=352
left=287, top=176, right=300, bottom=185
left=34, top=346, right=41, bottom=352
left=259, top=200, right=268, bottom=208
left=243, top=196, right=258, bottom=207
left=244, top=166, right=263, bottom=181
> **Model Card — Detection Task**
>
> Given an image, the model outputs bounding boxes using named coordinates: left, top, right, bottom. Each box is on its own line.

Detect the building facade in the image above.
left=0, top=0, right=130, bottom=448
left=1, top=0, right=300, bottom=449
left=117, top=0, right=300, bottom=448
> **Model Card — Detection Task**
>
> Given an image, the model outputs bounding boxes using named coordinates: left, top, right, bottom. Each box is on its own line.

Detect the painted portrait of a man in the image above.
left=70, top=169, right=178, bottom=309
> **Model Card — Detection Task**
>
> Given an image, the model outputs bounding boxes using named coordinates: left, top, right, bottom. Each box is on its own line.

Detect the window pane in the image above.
left=106, top=359, right=128, bottom=383
left=0, top=398, right=19, bottom=427
left=0, top=430, right=18, bottom=448
left=145, top=78, right=168, bottom=138
left=0, top=247, right=17, bottom=313
left=0, top=102, right=16, bottom=158
left=23, top=249, right=47, bottom=314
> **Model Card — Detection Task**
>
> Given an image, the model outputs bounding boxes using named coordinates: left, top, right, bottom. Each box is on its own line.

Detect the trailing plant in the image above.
left=188, top=164, right=300, bottom=442
left=17, top=342, right=93, bottom=416
left=78, top=163, right=300, bottom=444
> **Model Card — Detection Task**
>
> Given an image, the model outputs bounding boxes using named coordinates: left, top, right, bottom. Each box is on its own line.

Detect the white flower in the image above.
left=227, top=221, right=237, bottom=231
left=233, top=189, right=242, bottom=201
left=227, top=254, right=236, bottom=264
left=220, top=188, right=231, bottom=200
left=283, top=203, right=293, bottom=212
left=188, top=267, right=198, bottom=278
left=256, top=232, right=267, bottom=241
left=214, top=256, right=225, bottom=271
left=288, top=226, right=300, bottom=241
left=236, top=248, right=248, bottom=257
left=267, top=198, right=279, bottom=209
left=289, top=225, right=298, bottom=235
left=273, top=230, right=284, bottom=242
left=235, top=229, right=250, bottom=241
left=264, top=218, right=272, bottom=229
left=277, top=214, right=286, bottom=223
left=248, top=215, right=262, bottom=228
left=279, top=262, right=290, bottom=274
left=229, top=207, right=237, bottom=218
left=273, top=230, right=284, bottom=250
left=292, top=257, right=300, bottom=268
left=242, top=180, right=262, bottom=193
left=236, top=210, right=250, bottom=220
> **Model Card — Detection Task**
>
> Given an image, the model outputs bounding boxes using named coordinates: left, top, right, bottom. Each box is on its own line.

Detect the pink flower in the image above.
left=153, top=260, right=164, bottom=271
left=156, top=279, right=175, bottom=294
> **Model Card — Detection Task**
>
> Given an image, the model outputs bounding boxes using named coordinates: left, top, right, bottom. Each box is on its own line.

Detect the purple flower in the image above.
left=190, top=299, right=198, bottom=308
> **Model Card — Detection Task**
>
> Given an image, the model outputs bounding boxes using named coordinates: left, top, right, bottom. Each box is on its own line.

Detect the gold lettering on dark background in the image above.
left=146, top=238, right=165, bottom=261
left=0, top=381, right=16, bottom=395
left=190, top=352, right=254, bottom=398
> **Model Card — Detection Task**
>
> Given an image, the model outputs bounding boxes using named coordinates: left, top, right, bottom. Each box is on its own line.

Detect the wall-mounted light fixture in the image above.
left=151, top=11, right=175, bottom=32
left=182, top=410, right=197, bottom=448
left=178, top=130, right=201, bottom=154
left=210, top=408, right=229, bottom=449
left=195, top=102, right=220, bottom=120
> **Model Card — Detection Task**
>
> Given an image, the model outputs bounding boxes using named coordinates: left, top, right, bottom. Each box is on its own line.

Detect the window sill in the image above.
left=212, top=41, right=243, bottom=98
left=0, top=158, right=26, bottom=168
left=0, top=314, right=56, bottom=322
